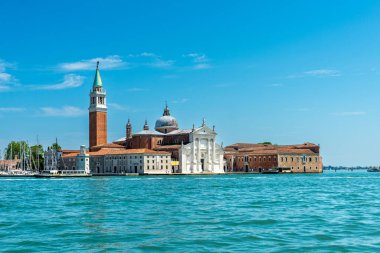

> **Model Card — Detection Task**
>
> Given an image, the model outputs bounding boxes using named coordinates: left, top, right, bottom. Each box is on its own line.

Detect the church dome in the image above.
left=155, top=104, right=179, bottom=133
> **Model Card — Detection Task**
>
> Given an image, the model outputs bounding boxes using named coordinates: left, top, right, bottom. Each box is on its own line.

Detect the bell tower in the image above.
left=89, top=61, right=107, bottom=149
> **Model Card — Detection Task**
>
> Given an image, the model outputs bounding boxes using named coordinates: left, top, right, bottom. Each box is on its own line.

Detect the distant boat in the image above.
left=367, top=168, right=380, bottom=172
left=261, top=168, right=279, bottom=174
left=34, top=170, right=92, bottom=178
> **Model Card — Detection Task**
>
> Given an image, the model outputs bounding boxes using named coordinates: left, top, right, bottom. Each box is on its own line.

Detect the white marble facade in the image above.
left=179, top=124, right=224, bottom=174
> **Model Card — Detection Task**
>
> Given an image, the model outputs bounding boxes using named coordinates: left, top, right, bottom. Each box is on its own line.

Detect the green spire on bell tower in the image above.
left=93, top=61, right=103, bottom=87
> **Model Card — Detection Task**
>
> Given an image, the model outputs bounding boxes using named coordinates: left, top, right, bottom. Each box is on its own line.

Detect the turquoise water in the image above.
left=1, top=171, right=380, bottom=252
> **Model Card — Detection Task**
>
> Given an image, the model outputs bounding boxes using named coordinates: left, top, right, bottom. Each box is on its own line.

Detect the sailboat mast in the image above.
left=37, top=135, right=39, bottom=172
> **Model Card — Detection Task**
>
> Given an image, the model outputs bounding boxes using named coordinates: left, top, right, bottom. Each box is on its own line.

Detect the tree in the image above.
left=30, top=145, right=44, bottom=171
left=50, top=142, right=62, bottom=150
left=5, top=141, right=30, bottom=160
left=258, top=142, right=272, bottom=145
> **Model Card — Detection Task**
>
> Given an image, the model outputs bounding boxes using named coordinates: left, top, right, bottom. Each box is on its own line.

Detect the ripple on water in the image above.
left=1, top=171, right=380, bottom=252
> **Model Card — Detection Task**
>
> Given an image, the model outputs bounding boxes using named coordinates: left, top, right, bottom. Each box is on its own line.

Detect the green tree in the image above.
left=258, top=142, right=272, bottom=145
left=50, top=143, right=62, bottom=150
left=30, top=145, right=44, bottom=171
left=6, top=141, right=30, bottom=160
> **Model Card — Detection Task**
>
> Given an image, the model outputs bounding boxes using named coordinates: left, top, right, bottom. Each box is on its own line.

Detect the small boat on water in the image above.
left=0, top=170, right=35, bottom=177
left=34, top=170, right=92, bottom=178
left=261, top=168, right=279, bottom=174
left=367, top=168, right=380, bottom=172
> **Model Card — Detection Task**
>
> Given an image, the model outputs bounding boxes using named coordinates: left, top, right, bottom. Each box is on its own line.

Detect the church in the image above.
left=89, top=62, right=225, bottom=174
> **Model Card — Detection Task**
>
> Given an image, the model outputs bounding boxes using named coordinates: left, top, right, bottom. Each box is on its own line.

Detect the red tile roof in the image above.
left=62, top=148, right=170, bottom=158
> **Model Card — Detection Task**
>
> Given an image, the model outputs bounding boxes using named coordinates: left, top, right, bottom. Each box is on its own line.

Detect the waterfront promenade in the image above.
left=1, top=171, right=379, bottom=252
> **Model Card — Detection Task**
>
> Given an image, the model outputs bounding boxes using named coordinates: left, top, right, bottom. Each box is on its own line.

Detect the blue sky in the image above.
left=1, top=0, right=380, bottom=166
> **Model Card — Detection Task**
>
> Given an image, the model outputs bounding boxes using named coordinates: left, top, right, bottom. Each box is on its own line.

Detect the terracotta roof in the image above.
left=225, top=142, right=320, bottom=155
left=92, top=143, right=125, bottom=149
left=62, top=148, right=170, bottom=158
left=154, top=145, right=182, bottom=150
left=60, top=150, right=79, bottom=153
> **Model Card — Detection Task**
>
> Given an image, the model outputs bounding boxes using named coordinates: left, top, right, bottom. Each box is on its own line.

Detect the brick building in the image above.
left=224, top=143, right=323, bottom=173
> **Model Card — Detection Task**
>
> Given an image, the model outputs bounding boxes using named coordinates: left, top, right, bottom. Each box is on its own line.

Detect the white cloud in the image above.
left=304, top=69, right=340, bottom=77
left=140, top=52, right=157, bottom=57
left=127, top=87, right=147, bottom=92
left=288, top=69, right=341, bottom=78
left=193, top=63, right=211, bottom=70
left=183, top=53, right=212, bottom=70
left=31, top=74, right=85, bottom=90
left=0, top=72, right=11, bottom=82
left=184, top=53, right=208, bottom=63
left=172, top=98, right=189, bottom=104
left=0, top=107, right=25, bottom=112
left=0, top=85, right=10, bottom=92
left=268, top=83, right=283, bottom=87
left=130, top=52, right=175, bottom=69
left=0, top=59, right=17, bottom=90
left=58, top=55, right=126, bottom=71
left=39, top=106, right=86, bottom=117
left=108, top=103, right=131, bottom=111
left=332, top=111, right=367, bottom=116
left=149, top=59, right=175, bottom=69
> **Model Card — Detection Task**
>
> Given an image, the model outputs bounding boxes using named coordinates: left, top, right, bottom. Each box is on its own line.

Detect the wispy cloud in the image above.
left=288, top=69, right=341, bottom=78
left=108, top=103, right=131, bottom=111
left=304, top=69, right=340, bottom=77
left=127, top=87, right=147, bottom=92
left=30, top=74, right=85, bottom=90
left=268, top=83, right=283, bottom=87
left=183, top=53, right=212, bottom=70
left=193, top=63, right=211, bottom=70
left=0, top=107, right=25, bottom=112
left=172, top=98, right=189, bottom=104
left=128, top=52, right=175, bottom=69
left=331, top=111, right=367, bottom=116
left=0, top=85, right=11, bottom=92
left=0, top=59, right=17, bottom=91
left=58, top=55, right=126, bottom=71
left=39, top=106, right=86, bottom=117
left=149, top=59, right=175, bottom=69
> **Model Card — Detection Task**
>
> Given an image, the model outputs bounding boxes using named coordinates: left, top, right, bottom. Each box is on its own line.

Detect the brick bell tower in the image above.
left=89, top=61, right=107, bottom=149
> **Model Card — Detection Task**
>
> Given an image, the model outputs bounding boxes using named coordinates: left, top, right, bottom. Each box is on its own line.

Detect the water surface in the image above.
left=1, top=171, right=380, bottom=252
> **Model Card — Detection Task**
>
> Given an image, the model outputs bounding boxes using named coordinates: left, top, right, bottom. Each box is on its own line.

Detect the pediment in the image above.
left=192, top=125, right=215, bottom=135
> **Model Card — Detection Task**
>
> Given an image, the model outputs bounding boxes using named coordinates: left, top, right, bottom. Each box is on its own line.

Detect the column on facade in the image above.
left=191, top=139, right=195, bottom=173
left=197, top=138, right=201, bottom=172
left=212, top=139, right=216, bottom=167
left=207, top=138, right=212, bottom=172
